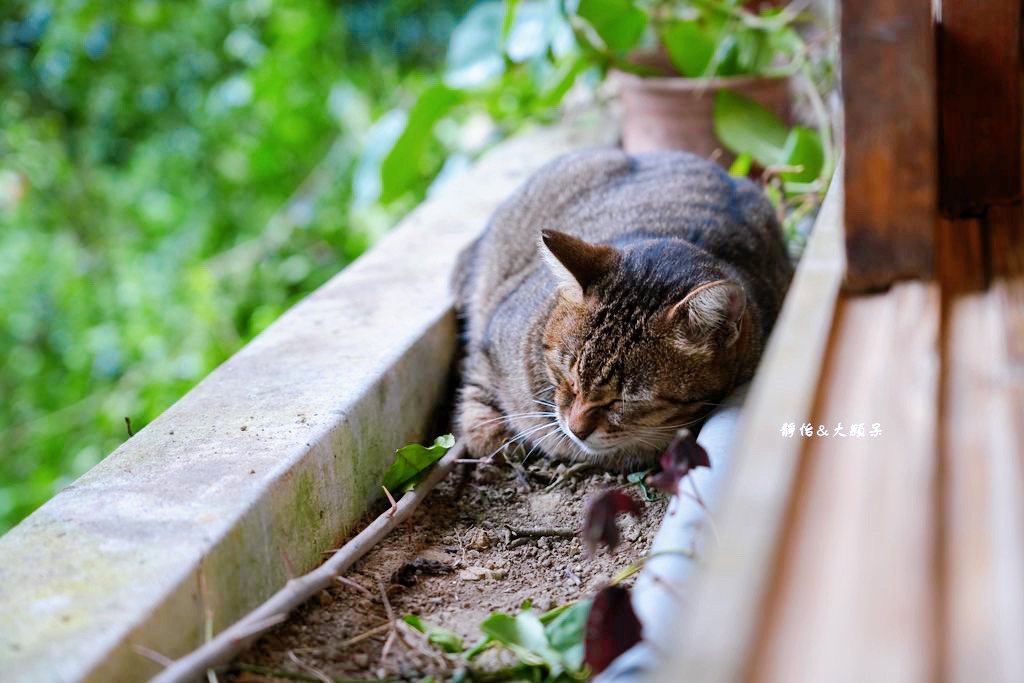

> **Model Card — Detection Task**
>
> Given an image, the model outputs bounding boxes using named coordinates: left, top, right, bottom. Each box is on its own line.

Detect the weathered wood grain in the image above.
left=752, top=282, right=941, bottom=682
left=942, top=205, right=1024, bottom=681
left=937, top=0, right=1022, bottom=214
left=841, top=0, right=938, bottom=290
left=986, top=205, right=1024, bottom=367
left=943, top=283, right=1024, bottom=683
left=935, top=216, right=987, bottom=293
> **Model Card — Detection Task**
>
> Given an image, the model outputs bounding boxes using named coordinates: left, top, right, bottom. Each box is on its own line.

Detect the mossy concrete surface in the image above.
left=0, top=108, right=615, bottom=683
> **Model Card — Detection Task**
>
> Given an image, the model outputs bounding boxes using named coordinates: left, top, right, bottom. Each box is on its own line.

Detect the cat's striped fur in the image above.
left=453, top=148, right=793, bottom=468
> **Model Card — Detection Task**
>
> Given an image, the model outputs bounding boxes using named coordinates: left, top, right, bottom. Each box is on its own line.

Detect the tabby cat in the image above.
left=453, top=149, right=793, bottom=469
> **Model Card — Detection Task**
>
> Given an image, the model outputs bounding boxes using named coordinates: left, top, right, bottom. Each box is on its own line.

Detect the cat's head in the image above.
left=539, top=229, right=749, bottom=465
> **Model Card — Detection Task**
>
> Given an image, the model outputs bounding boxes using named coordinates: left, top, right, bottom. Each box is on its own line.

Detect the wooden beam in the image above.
left=935, top=216, right=987, bottom=292
left=841, top=0, right=938, bottom=290
left=937, top=0, right=1022, bottom=215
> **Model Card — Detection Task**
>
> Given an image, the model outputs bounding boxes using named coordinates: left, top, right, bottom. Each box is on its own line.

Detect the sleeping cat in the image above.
left=453, top=148, right=793, bottom=469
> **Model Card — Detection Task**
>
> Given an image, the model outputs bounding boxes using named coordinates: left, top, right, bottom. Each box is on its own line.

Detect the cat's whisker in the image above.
left=637, top=414, right=712, bottom=434
left=531, top=386, right=557, bottom=407
left=487, top=419, right=559, bottom=460
left=475, top=411, right=557, bottom=428
left=515, top=423, right=562, bottom=465
left=521, top=424, right=562, bottom=464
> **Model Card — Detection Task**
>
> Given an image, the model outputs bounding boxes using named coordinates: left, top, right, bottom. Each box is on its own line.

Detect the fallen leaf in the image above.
left=481, top=611, right=564, bottom=676
left=544, top=600, right=590, bottom=673
left=403, top=614, right=465, bottom=653
left=381, top=434, right=455, bottom=493
left=648, top=429, right=710, bottom=496
left=584, top=585, right=642, bottom=675
left=583, top=489, right=640, bottom=554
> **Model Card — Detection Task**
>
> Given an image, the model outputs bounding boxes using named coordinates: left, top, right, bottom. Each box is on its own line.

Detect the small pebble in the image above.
left=468, top=529, right=490, bottom=550
left=459, top=566, right=489, bottom=581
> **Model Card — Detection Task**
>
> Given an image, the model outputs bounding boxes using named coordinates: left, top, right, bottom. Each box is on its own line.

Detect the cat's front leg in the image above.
left=455, top=380, right=515, bottom=459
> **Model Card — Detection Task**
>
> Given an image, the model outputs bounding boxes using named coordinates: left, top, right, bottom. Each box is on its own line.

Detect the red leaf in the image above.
left=648, top=429, right=710, bottom=496
left=583, top=489, right=641, bottom=555
left=584, top=585, right=643, bottom=675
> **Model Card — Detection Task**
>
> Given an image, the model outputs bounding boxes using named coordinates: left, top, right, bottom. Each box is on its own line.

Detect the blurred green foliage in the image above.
left=0, top=0, right=475, bottom=532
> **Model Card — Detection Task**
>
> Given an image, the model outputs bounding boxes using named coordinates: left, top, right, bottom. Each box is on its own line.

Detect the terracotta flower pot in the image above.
left=614, top=70, right=793, bottom=158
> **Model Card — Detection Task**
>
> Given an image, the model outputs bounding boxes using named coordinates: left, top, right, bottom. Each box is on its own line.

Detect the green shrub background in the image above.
left=0, top=0, right=476, bottom=532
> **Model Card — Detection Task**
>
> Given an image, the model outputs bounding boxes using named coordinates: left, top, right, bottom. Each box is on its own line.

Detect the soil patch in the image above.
left=225, top=458, right=667, bottom=681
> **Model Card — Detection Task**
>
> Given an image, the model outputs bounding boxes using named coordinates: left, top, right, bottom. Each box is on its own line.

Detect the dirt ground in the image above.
left=224, top=457, right=668, bottom=682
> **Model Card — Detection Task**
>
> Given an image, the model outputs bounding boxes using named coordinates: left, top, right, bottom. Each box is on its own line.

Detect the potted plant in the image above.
left=567, top=0, right=811, bottom=156
left=374, top=0, right=832, bottom=236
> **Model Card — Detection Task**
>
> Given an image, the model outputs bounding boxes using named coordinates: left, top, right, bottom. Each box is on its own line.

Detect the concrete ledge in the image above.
left=0, top=109, right=615, bottom=683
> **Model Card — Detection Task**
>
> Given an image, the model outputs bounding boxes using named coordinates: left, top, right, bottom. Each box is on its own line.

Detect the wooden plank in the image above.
left=654, top=172, right=846, bottom=682
left=942, top=202, right=1024, bottom=682
left=935, top=216, right=987, bottom=292
left=943, top=284, right=1024, bottom=683
left=986, top=205, right=1024, bottom=367
left=752, top=282, right=941, bottom=682
left=842, top=0, right=937, bottom=290
left=937, top=0, right=1022, bottom=214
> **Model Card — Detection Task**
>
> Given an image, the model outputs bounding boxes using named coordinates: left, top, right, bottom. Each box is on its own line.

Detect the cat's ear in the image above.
left=667, top=280, right=746, bottom=347
left=539, top=230, right=617, bottom=303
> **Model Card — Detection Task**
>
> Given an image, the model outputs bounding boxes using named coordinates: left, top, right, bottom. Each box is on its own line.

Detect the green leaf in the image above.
left=728, top=152, right=753, bottom=177
left=713, top=89, right=789, bottom=168
left=446, top=2, right=506, bottom=88
left=382, top=434, right=456, bottom=493
left=626, top=468, right=659, bottom=502
left=779, top=126, right=824, bottom=184
left=704, top=31, right=740, bottom=77
left=403, top=614, right=465, bottom=653
left=544, top=600, right=591, bottom=673
left=764, top=182, right=783, bottom=209
left=538, top=55, right=589, bottom=108
left=661, top=20, right=716, bottom=78
left=734, top=26, right=772, bottom=74
left=576, top=0, right=647, bottom=53
left=481, top=611, right=564, bottom=675
left=464, top=635, right=494, bottom=660
left=380, top=85, right=463, bottom=204
left=502, top=0, right=520, bottom=44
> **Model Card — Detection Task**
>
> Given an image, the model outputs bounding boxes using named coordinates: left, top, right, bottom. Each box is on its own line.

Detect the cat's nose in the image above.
left=565, top=402, right=598, bottom=441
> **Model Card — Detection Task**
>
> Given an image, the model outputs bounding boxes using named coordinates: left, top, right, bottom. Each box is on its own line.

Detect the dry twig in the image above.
left=338, top=621, right=391, bottom=649
left=382, top=485, right=398, bottom=518
left=543, top=462, right=598, bottom=492
left=335, top=575, right=371, bottom=597
left=134, top=644, right=173, bottom=668
left=286, top=651, right=332, bottom=683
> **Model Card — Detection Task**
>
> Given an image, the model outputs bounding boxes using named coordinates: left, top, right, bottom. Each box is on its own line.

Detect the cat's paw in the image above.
left=456, top=392, right=513, bottom=458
